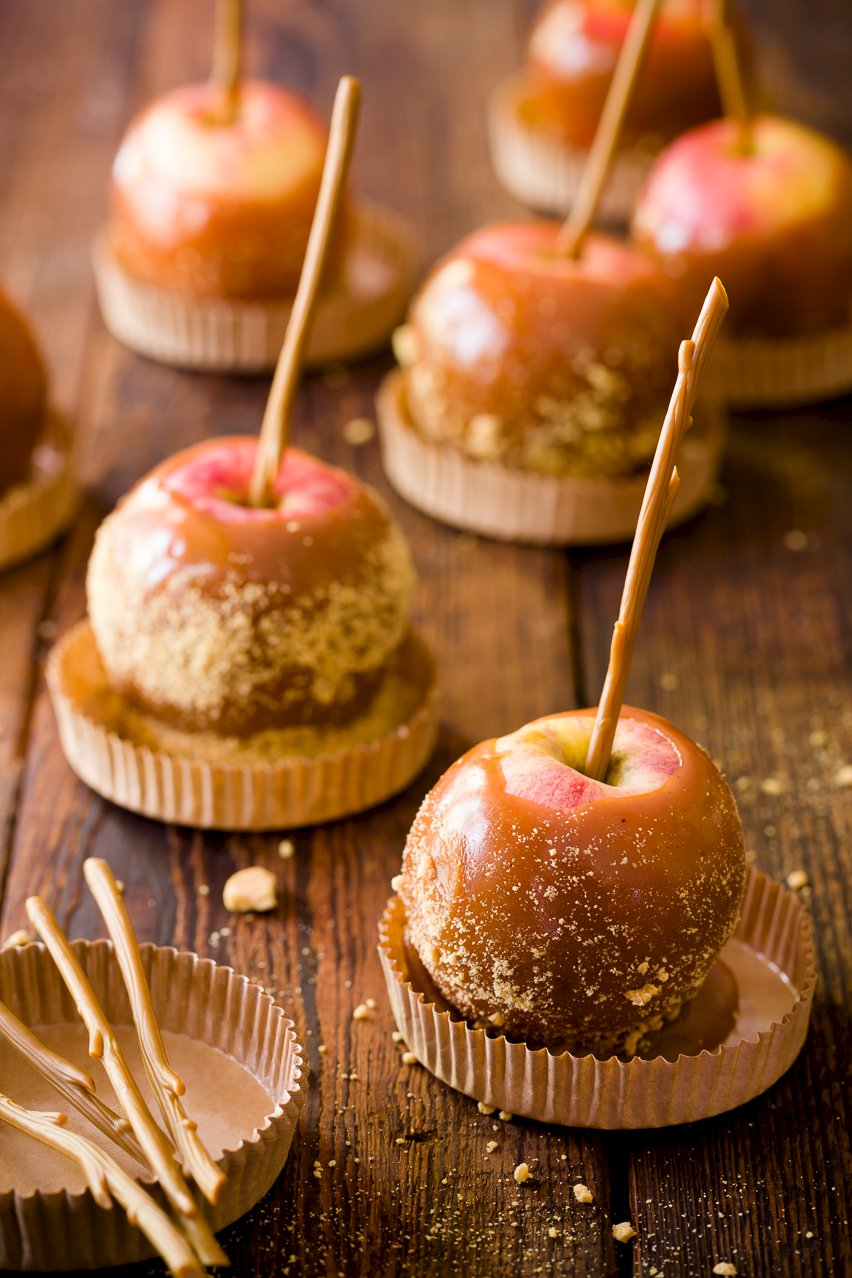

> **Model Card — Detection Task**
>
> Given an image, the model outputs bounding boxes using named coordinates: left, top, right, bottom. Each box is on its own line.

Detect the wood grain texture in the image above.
left=0, top=3, right=850, bottom=1277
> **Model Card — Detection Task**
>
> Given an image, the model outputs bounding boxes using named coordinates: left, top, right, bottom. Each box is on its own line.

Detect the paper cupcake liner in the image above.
left=487, top=74, right=655, bottom=222
left=46, top=621, right=438, bottom=830
left=377, top=371, right=725, bottom=545
left=707, top=320, right=852, bottom=408
left=92, top=201, right=417, bottom=374
left=379, top=868, right=815, bottom=1130
left=0, top=938, right=305, bottom=1270
left=0, top=412, right=78, bottom=572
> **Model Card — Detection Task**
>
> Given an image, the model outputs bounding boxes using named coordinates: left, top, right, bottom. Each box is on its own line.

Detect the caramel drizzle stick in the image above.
left=211, top=0, right=243, bottom=123
left=83, top=859, right=225, bottom=1205
left=249, top=75, right=361, bottom=508
left=0, top=1000, right=144, bottom=1163
left=0, top=1095, right=204, bottom=1278
left=556, top=0, right=662, bottom=257
left=24, top=897, right=228, bottom=1269
left=708, top=0, right=752, bottom=154
left=584, top=277, right=729, bottom=782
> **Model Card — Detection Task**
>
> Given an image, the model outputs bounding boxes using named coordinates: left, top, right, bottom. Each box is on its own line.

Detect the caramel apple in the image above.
left=108, top=80, right=341, bottom=300
left=87, top=438, right=414, bottom=735
left=0, top=287, right=48, bottom=493
left=397, top=221, right=681, bottom=478
left=631, top=115, right=852, bottom=338
left=399, top=707, right=745, bottom=1055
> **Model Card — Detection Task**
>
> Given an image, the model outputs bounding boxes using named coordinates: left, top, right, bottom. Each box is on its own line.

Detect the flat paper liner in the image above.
left=708, top=322, right=852, bottom=407
left=0, top=939, right=305, bottom=1270
left=47, top=621, right=438, bottom=830
left=487, top=73, right=654, bottom=222
left=93, top=201, right=416, bottom=373
left=0, top=412, right=78, bottom=571
left=379, top=868, right=815, bottom=1130
left=377, top=371, right=725, bottom=545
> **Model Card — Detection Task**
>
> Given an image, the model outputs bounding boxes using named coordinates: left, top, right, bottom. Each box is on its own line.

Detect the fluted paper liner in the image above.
left=379, top=868, right=815, bottom=1129
left=47, top=621, right=438, bottom=830
left=487, top=73, right=654, bottom=222
left=93, top=201, right=416, bottom=373
left=377, top=371, right=725, bottom=545
left=707, top=321, right=852, bottom=408
left=0, top=412, right=78, bottom=572
left=0, top=939, right=305, bottom=1270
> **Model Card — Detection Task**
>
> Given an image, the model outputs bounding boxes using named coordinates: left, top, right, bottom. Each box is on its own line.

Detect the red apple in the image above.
left=0, top=287, right=48, bottom=493
left=522, top=0, right=725, bottom=150
left=87, top=438, right=415, bottom=735
left=398, top=221, right=681, bottom=478
left=399, top=706, right=746, bottom=1056
left=109, top=80, right=347, bottom=299
left=632, top=115, right=852, bottom=337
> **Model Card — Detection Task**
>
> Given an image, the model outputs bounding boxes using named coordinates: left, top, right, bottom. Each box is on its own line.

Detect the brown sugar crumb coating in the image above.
left=400, top=707, right=746, bottom=1057
left=87, top=439, right=415, bottom=736
left=399, top=223, right=681, bottom=480
left=0, top=287, right=48, bottom=493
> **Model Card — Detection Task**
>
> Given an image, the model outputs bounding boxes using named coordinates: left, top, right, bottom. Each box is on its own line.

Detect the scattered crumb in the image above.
left=391, top=873, right=403, bottom=893
left=342, top=417, right=375, bottom=446
left=805, top=1231, right=814, bottom=1239
left=1, top=930, right=31, bottom=950
left=573, top=1183, right=593, bottom=1204
left=786, top=869, right=810, bottom=891
left=612, top=1222, right=636, bottom=1243
left=713, top=1264, right=737, bottom=1276
left=477, top=1101, right=496, bottom=1115
left=834, top=764, right=852, bottom=788
left=222, top=866, right=277, bottom=913
left=498, top=1110, right=513, bottom=1122
left=197, top=883, right=210, bottom=896
left=352, top=1003, right=373, bottom=1022
left=734, top=775, right=751, bottom=793
left=391, top=1031, right=404, bottom=1043
left=513, top=1162, right=531, bottom=1184
left=317, top=1044, right=327, bottom=1055
left=277, top=839, right=295, bottom=860
left=745, top=848, right=757, bottom=863
left=485, top=1140, right=498, bottom=1153
left=115, top=880, right=125, bottom=894
left=401, top=1052, right=417, bottom=1065
left=760, top=776, right=787, bottom=796
left=784, top=529, right=809, bottom=552
left=548, top=1226, right=561, bottom=1238
left=659, top=672, right=679, bottom=691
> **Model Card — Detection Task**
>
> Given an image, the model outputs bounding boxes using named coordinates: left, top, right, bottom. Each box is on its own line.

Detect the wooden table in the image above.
left=0, top=2, right=849, bottom=1275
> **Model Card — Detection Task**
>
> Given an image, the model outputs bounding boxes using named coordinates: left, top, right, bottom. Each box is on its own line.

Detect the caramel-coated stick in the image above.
left=0, top=1095, right=204, bottom=1278
left=708, top=0, right=752, bottom=153
left=24, top=897, right=228, bottom=1269
left=211, top=0, right=243, bottom=123
left=83, top=858, right=225, bottom=1205
left=584, top=277, right=729, bottom=781
left=249, top=75, right=361, bottom=508
left=556, top=0, right=662, bottom=257
left=0, top=999, right=144, bottom=1163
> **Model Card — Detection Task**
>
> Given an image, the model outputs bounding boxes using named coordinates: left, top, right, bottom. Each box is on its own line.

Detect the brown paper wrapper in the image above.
left=707, top=321, right=852, bottom=408
left=0, top=412, right=78, bottom=572
left=0, top=938, right=305, bottom=1270
left=92, top=201, right=416, bottom=373
left=47, top=620, right=438, bottom=830
left=379, top=868, right=815, bottom=1129
left=377, top=371, right=725, bottom=545
left=487, top=73, right=654, bottom=222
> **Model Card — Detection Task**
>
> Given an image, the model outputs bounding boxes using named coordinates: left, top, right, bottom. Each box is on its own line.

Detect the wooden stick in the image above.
left=83, top=859, right=225, bottom=1205
left=211, top=0, right=243, bottom=123
left=584, top=277, right=729, bottom=781
left=0, top=999, right=144, bottom=1163
left=248, top=75, right=361, bottom=508
left=556, top=0, right=662, bottom=257
left=0, top=1095, right=204, bottom=1278
left=24, top=897, right=228, bottom=1269
left=708, top=0, right=752, bottom=153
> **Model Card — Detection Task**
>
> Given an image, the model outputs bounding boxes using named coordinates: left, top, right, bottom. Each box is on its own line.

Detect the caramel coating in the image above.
left=87, top=440, right=415, bottom=736
left=0, top=288, right=47, bottom=493
left=523, top=0, right=723, bottom=150
left=108, top=81, right=348, bottom=300
left=401, top=223, right=681, bottom=479
left=400, top=707, right=746, bottom=1056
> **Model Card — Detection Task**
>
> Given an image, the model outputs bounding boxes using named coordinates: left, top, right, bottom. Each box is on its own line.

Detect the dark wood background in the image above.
left=0, top=2, right=849, bottom=1275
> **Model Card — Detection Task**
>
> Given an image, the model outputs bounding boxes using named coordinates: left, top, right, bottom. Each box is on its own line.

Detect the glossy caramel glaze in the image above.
left=87, top=439, right=415, bottom=735
left=0, top=288, right=48, bottom=493
left=522, top=0, right=724, bottom=150
left=400, top=707, right=746, bottom=1056
left=400, top=223, right=681, bottom=479
left=632, top=115, right=852, bottom=337
left=109, top=81, right=349, bottom=300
